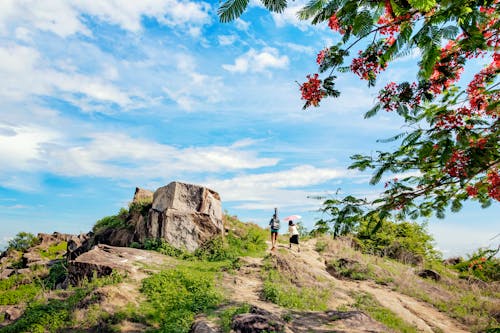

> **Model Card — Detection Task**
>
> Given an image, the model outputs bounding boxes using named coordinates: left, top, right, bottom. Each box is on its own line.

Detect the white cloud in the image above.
left=235, top=18, right=250, bottom=31
left=205, top=165, right=348, bottom=208
left=0, top=44, right=136, bottom=109
left=162, top=54, right=226, bottom=110
left=218, top=34, right=237, bottom=46
left=0, top=0, right=211, bottom=37
left=222, top=47, right=289, bottom=73
left=0, top=124, right=279, bottom=188
left=282, top=42, right=314, bottom=54
left=271, top=2, right=310, bottom=31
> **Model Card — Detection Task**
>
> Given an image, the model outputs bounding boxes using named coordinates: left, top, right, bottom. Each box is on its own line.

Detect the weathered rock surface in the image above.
left=290, top=310, right=389, bottom=333
left=136, top=182, right=223, bottom=252
left=190, top=320, right=215, bottom=333
left=67, top=244, right=169, bottom=286
left=231, top=306, right=285, bottom=333
left=132, top=187, right=153, bottom=203
left=67, top=233, right=93, bottom=260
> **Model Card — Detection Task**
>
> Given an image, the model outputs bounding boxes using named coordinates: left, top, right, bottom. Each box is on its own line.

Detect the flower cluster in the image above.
left=377, top=81, right=422, bottom=111
left=444, top=150, right=470, bottom=178
left=316, top=49, right=327, bottom=65
left=351, top=47, right=387, bottom=83
left=487, top=170, right=500, bottom=201
left=328, top=13, right=345, bottom=34
left=468, top=256, right=487, bottom=270
left=428, top=44, right=465, bottom=95
left=467, top=55, right=500, bottom=116
left=300, top=74, right=325, bottom=107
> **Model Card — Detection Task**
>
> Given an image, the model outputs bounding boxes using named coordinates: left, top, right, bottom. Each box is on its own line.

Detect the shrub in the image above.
left=453, top=247, right=500, bottom=282
left=92, top=208, right=128, bottom=234
left=128, top=198, right=152, bottom=217
left=7, top=232, right=39, bottom=252
left=356, top=219, right=441, bottom=264
left=45, top=261, right=67, bottom=289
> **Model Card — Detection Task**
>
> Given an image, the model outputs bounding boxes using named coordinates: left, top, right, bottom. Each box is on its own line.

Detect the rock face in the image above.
left=136, top=182, right=223, bottom=252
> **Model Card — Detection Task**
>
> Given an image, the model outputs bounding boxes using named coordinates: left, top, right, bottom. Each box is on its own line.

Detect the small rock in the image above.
left=0, top=269, right=14, bottom=279
left=417, top=269, right=441, bottom=281
left=443, top=257, right=463, bottom=265
left=190, top=320, right=215, bottom=333
left=231, top=306, right=285, bottom=333
left=5, top=306, right=23, bottom=321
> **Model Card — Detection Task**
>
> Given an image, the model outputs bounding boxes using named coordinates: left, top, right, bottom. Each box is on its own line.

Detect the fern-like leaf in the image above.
left=262, top=0, right=287, bottom=13
left=218, top=0, right=250, bottom=23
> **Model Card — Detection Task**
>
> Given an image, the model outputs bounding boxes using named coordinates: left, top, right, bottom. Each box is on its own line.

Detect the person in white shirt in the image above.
left=288, top=220, right=300, bottom=252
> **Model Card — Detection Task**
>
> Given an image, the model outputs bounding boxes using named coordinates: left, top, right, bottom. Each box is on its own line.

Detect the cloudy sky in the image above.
left=0, top=0, right=498, bottom=256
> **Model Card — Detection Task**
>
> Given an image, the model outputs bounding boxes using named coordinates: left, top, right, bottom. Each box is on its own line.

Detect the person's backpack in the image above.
left=270, top=217, right=280, bottom=230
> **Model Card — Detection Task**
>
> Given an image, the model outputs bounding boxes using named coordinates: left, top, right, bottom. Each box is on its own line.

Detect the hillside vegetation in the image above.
left=0, top=212, right=498, bottom=332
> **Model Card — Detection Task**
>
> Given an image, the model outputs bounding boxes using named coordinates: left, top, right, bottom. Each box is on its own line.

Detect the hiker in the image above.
left=269, top=208, right=280, bottom=251
left=288, top=220, right=300, bottom=252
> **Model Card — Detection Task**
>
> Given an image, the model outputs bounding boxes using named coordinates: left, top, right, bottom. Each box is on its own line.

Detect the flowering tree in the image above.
left=219, top=0, right=499, bottom=226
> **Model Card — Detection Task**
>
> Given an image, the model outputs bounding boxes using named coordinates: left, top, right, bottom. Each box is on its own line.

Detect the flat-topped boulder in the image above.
left=135, top=182, right=223, bottom=252
left=67, top=244, right=169, bottom=285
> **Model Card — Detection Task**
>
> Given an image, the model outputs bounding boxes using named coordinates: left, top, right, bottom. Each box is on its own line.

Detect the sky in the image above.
left=0, top=0, right=498, bottom=257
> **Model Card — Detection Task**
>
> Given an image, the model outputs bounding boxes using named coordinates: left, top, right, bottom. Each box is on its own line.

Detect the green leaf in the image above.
left=218, top=0, right=250, bottom=23
left=364, top=104, right=381, bottom=119
left=408, top=0, right=436, bottom=12
left=261, top=0, right=287, bottom=13
left=298, top=0, right=326, bottom=21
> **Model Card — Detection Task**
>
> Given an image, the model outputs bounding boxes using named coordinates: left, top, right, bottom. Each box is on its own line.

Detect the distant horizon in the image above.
left=0, top=1, right=498, bottom=258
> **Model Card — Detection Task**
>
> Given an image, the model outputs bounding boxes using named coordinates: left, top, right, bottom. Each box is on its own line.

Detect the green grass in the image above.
left=352, top=292, right=419, bottom=333
left=138, top=266, right=223, bottom=333
left=0, top=283, right=42, bottom=305
left=327, top=258, right=374, bottom=280
left=261, top=256, right=330, bottom=311
left=38, top=242, right=67, bottom=259
left=0, top=272, right=123, bottom=333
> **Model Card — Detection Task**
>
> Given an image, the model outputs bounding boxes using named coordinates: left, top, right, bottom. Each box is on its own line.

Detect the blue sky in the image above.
left=0, top=0, right=498, bottom=257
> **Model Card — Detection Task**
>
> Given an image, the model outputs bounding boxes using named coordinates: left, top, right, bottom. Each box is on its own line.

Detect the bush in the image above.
left=140, top=268, right=222, bottom=333
left=45, top=261, right=67, bottom=289
left=128, top=198, right=152, bottom=217
left=7, top=232, right=39, bottom=252
left=453, top=247, right=500, bottom=282
left=220, top=304, right=251, bottom=333
left=356, top=219, right=441, bottom=264
left=92, top=208, right=128, bottom=234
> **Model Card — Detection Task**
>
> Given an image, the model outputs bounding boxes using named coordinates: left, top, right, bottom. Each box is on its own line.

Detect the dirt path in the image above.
left=224, top=240, right=470, bottom=333
left=292, top=239, right=470, bottom=333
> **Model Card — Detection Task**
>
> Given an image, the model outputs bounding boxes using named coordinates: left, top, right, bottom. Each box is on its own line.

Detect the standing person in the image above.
left=288, top=220, right=300, bottom=252
left=269, top=208, right=280, bottom=251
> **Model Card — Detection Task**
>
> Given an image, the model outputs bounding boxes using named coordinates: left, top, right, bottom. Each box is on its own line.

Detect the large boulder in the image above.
left=136, top=182, right=223, bottom=252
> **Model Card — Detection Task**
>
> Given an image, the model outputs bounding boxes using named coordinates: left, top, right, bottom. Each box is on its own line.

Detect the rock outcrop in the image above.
left=67, top=244, right=168, bottom=285
left=132, top=187, right=153, bottom=204
left=135, top=182, right=223, bottom=252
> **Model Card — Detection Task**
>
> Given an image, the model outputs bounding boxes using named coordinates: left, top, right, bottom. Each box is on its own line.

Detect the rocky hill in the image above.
left=0, top=182, right=499, bottom=332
